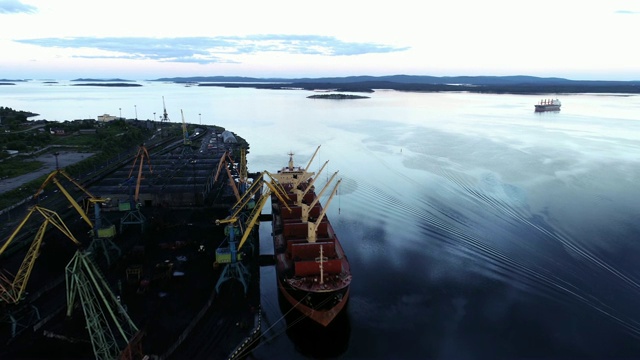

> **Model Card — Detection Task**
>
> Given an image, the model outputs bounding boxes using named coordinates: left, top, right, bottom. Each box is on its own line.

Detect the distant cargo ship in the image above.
left=270, top=146, right=351, bottom=327
left=535, top=98, right=561, bottom=112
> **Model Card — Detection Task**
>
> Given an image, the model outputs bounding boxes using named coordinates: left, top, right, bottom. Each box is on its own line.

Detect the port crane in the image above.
left=66, top=250, right=143, bottom=360
left=213, top=172, right=290, bottom=294
left=35, top=169, right=120, bottom=265
left=0, top=206, right=82, bottom=304
left=120, top=144, right=153, bottom=233
left=160, top=96, right=170, bottom=125
left=0, top=205, right=82, bottom=337
left=181, top=109, right=192, bottom=147
left=214, top=150, right=241, bottom=202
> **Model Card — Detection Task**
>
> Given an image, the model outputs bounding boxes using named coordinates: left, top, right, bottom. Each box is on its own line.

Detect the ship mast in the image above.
left=315, top=245, right=327, bottom=284
left=287, top=151, right=295, bottom=170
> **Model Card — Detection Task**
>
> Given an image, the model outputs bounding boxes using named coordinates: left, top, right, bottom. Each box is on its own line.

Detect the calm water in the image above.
left=3, top=81, right=640, bottom=359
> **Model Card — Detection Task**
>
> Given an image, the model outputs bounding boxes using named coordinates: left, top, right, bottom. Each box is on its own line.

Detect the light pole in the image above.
left=153, top=112, right=156, bottom=121
left=134, top=105, right=137, bottom=120
left=119, top=107, right=122, bottom=119
left=190, top=159, right=197, bottom=205
left=199, top=113, right=201, bottom=125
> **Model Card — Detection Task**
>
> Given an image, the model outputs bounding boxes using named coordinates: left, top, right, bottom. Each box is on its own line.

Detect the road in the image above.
left=0, top=151, right=92, bottom=194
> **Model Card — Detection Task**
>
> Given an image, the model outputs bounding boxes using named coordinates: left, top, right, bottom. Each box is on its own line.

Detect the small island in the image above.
left=71, top=83, right=142, bottom=87
left=307, top=93, right=370, bottom=100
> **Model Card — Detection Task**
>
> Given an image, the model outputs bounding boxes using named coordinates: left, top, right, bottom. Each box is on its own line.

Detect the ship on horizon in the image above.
left=269, top=146, right=351, bottom=327
left=535, top=98, right=561, bottom=112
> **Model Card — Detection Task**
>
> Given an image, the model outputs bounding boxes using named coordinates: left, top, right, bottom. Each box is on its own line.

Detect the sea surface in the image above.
left=2, top=80, right=640, bottom=359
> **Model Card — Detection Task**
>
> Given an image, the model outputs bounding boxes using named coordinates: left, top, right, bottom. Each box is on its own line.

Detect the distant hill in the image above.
left=152, top=74, right=640, bottom=85
left=152, top=75, right=640, bottom=94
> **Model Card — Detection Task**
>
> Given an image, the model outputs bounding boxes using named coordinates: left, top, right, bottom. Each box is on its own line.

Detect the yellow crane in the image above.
left=181, top=109, right=192, bottom=147
left=35, top=168, right=120, bottom=265
left=215, top=171, right=291, bottom=247
left=214, top=151, right=241, bottom=202
left=126, top=144, right=153, bottom=207
left=213, top=172, right=290, bottom=293
left=35, top=169, right=115, bottom=239
left=0, top=205, right=81, bottom=304
left=120, top=144, right=153, bottom=233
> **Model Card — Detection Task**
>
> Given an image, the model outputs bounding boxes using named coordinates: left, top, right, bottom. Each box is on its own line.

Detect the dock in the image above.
left=0, top=124, right=262, bottom=359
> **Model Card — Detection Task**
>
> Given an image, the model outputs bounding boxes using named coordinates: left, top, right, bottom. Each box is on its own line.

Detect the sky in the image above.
left=0, top=0, right=639, bottom=81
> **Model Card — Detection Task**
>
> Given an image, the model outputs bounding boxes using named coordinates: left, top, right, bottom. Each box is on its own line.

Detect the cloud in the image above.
left=615, top=10, right=640, bottom=14
left=0, top=0, right=36, bottom=14
left=15, top=35, right=409, bottom=64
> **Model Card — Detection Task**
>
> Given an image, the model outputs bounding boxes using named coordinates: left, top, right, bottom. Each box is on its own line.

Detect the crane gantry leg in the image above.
left=215, top=223, right=249, bottom=294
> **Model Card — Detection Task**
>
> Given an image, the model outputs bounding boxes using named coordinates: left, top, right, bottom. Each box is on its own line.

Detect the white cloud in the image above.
left=1, top=0, right=639, bottom=79
left=0, top=0, right=36, bottom=14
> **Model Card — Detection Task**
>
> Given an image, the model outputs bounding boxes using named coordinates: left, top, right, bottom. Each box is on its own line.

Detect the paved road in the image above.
left=0, top=151, right=93, bottom=194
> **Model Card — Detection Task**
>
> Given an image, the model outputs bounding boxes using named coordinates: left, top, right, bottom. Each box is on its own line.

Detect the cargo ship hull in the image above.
left=534, top=104, right=561, bottom=112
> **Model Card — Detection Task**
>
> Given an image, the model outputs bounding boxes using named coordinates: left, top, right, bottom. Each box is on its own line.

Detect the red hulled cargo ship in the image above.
left=269, top=146, right=351, bottom=326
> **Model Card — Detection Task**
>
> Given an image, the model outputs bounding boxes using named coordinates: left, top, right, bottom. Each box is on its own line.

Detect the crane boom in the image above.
left=304, top=145, right=322, bottom=172
left=181, top=109, right=191, bottom=146
left=307, top=178, right=342, bottom=243
left=36, top=168, right=96, bottom=199
left=35, top=169, right=95, bottom=228
left=214, top=151, right=241, bottom=201
left=128, top=145, right=153, bottom=203
left=0, top=206, right=37, bottom=256
left=293, top=160, right=328, bottom=206
left=301, top=171, right=339, bottom=222
left=0, top=206, right=81, bottom=304
left=237, top=188, right=270, bottom=250
left=215, top=172, right=291, bottom=226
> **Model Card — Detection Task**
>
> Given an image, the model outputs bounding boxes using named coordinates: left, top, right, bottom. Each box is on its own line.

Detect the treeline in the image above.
left=0, top=107, right=39, bottom=129
left=0, top=118, right=152, bottom=158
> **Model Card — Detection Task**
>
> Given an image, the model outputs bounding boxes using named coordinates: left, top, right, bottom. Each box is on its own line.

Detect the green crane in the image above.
left=66, top=250, right=142, bottom=360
